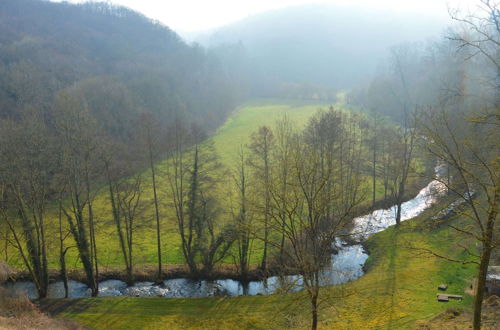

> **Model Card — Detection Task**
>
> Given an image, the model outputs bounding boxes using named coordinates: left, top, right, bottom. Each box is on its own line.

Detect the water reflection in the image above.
left=5, top=243, right=367, bottom=299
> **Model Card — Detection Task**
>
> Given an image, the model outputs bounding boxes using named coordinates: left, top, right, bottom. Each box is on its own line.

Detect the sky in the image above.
left=51, top=0, right=478, bottom=32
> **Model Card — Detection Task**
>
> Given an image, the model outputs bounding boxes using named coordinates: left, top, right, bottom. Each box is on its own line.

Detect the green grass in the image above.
left=1, top=98, right=427, bottom=274
left=1, top=100, right=331, bottom=270
left=211, top=101, right=326, bottom=164
left=43, top=197, right=477, bottom=329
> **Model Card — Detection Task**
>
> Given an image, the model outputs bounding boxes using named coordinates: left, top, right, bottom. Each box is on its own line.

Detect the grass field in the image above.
left=41, top=195, right=477, bottom=329
left=1, top=99, right=334, bottom=270
left=1, top=98, right=426, bottom=276
left=211, top=100, right=329, bottom=164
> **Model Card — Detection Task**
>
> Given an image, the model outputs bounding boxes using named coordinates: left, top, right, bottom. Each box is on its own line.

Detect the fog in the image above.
left=186, top=4, right=448, bottom=90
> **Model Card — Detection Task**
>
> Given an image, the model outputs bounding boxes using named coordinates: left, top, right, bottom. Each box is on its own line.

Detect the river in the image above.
left=6, top=170, right=446, bottom=299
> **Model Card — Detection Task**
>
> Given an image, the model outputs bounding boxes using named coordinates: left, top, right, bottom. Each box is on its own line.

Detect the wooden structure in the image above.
left=436, top=293, right=463, bottom=302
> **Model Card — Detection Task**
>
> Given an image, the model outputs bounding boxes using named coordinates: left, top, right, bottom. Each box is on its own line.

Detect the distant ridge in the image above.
left=188, top=4, right=447, bottom=89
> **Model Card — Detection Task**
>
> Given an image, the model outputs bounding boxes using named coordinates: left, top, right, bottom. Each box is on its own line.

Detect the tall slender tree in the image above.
left=232, top=146, right=253, bottom=278
left=0, top=111, right=54, bottom=298
left=139, top=113, right=164, bottom=281
left=248, top=126, right=275, bottom=272
left=55, top=91, right=101, bottom=297
left=268, top=109, right=365, bottom=330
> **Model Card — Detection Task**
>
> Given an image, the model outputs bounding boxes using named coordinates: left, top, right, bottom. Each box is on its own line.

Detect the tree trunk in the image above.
left=473, top=244, right=492, bottom=330
left=149, top=145, right=162, bottom=281
left=372, top=155, right=376, bottom=208
left=261, top=153, right=270, bottom=272
left=64, top=208, right=97, bottom=297
left=310, top=291, right=318, bottom=330
left=87, top=202, right=99, bottom=297
left=372, top=133, right=377, bottom=208
left=60, top=250, right=69, bottom=298
left=107, top=175, right=131, bottom=283
left=39, top=215, right=49, bottom=299
left=473, top=184, right=498, bottom=330
left=261, top=221, right=268, bottom=271
left=395, top=203, right=402, bottom=225
left=395, top=181, right=405, bottom=225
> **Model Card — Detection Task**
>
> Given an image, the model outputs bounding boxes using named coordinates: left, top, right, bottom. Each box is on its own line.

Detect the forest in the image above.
left=0, top=0, right=498, bottom=329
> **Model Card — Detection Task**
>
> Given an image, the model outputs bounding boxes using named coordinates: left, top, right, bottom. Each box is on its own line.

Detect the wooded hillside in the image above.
left=0, top=0, right=241, bottom=138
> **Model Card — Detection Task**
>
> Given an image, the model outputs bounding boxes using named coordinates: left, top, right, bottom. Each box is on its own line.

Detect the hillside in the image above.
left=0, top=0, right=240, bottom=136
left=190, top=4, right=446, bottom=94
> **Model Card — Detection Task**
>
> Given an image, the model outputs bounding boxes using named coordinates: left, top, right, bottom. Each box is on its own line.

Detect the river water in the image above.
left=6, top=172, right=446, bottom=299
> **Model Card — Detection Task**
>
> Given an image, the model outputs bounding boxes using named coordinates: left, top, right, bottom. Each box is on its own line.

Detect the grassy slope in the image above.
left=42, top=197, right=477, bottom=329
left=211, top=100, right=327, bottom=164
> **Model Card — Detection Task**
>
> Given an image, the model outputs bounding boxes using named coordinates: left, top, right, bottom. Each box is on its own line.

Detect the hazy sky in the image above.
left=52, top=0, right=477, bottom=31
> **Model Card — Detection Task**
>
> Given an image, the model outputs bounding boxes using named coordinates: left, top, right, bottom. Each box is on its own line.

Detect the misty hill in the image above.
left=0, top=0, right=240, bottom=138
left=190, top=4, right=447, bottom=93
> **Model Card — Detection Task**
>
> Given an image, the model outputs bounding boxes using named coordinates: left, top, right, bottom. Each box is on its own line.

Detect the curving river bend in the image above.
left=6, top=170, right=446, bottom=299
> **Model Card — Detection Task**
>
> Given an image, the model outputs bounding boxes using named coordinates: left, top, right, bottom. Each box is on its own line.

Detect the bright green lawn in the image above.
left=42, top=197, right=476, bottom=329
left=211, top=101, right=325, bottom=164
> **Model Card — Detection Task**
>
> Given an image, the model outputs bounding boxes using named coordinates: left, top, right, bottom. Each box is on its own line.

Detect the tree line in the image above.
left=349, top=2, right=498, bottom=329
left=0, top=0, right=242, bottom=140
left=0, top=99, right=421, bottom=304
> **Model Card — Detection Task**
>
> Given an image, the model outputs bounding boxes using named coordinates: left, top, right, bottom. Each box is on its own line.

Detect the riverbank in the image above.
left=10, top=264, right=295, bottom=286
left=7, top=174, right=430, bottom=287
left=39, top=193, right=478, bottom=329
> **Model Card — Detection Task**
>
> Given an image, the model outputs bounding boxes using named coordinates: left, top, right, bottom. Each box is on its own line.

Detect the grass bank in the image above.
left=41, top=195, right=477, bottom=329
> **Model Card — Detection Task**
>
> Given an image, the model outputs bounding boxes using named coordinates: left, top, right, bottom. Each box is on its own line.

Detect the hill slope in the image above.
left=191, top=4, right=446, bottom=93
left=0, top=0, right=240, bottom=135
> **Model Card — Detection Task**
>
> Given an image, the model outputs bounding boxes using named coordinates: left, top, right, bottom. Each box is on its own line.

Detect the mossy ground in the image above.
left=41, top=196, right=477, bottom=329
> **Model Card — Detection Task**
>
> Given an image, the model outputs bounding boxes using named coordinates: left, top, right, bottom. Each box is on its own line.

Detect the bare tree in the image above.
left=168, top=123, right=232, bottom=276
left=231, top=146, right=254, bottom=278
left=368, top=110, right=382, bottom=208
left=443, top=3, right=499, bottom=328
left=419, top=105, right=498, bottom=330
left=449, top=0, right=499, bottom=81
left=167, top=119, right=196, bottom=273
left=272, top=116, right=295, bottom=258
left=55, top=91, right=102, bottom=297
left=189, top=140, right=233, bottom=275
left=57, top=196, right=72, bottom=298
left=393, top=117, right=417, bottom=225
left=248, top=126, right=275, bottom=272
left=268, top=109, right=365, bottom=330
left=139, top=112, right=164, bottom=281
left=0, top=111, right=54, bottom=298
left=105, top=156, right=144, bottom=283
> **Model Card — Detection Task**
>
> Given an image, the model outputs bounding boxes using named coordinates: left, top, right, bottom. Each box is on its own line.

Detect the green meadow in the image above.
left=2, top=99, right=423, bottom=273
left=42, top=195, right=476, bottom=329
left=211, top=100, right=330, bottom=164
left=2, top=100, right=333, bottom=270
left=5, top=99, right=477, bottom=329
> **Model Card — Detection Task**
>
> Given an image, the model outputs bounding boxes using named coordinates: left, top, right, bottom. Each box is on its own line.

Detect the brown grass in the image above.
left=414, top=296, right=500, bottom=329
left=0, top=262, right=13, bottom=284
left=0, top=314, right=84, bottom=330
left=0, top=287, right=84, bottom=330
